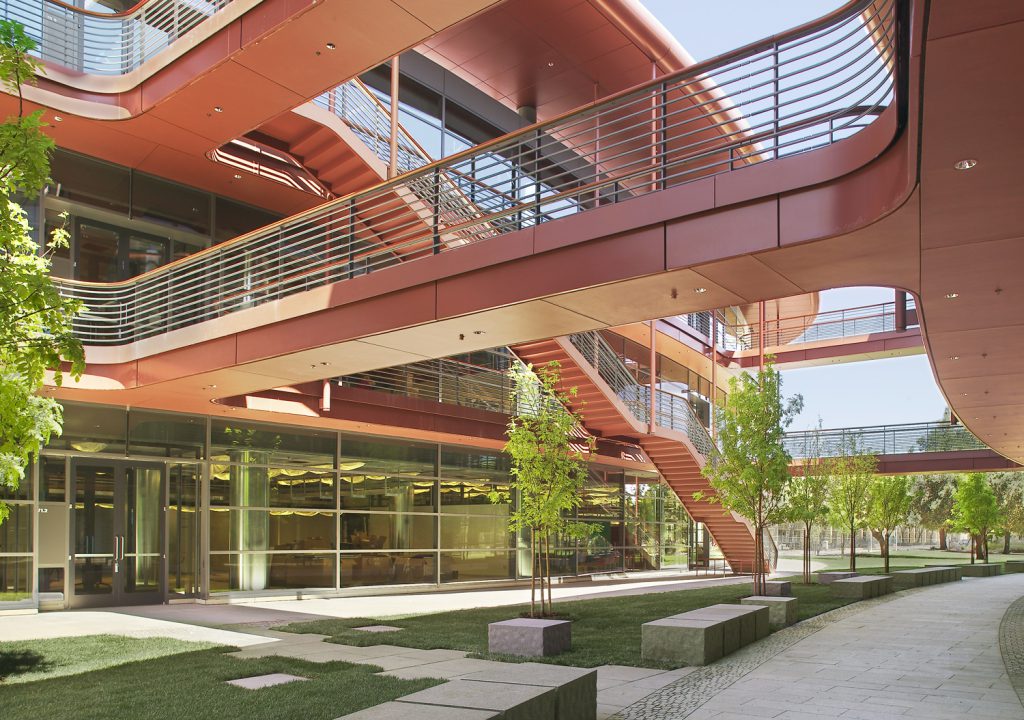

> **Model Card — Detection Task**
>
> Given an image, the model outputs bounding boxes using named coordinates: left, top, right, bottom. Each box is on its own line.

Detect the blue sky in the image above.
left=641, top=1, right=949, bottom=431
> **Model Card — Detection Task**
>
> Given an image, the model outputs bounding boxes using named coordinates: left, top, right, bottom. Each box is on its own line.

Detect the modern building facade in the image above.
left=0, top=0, right=1020, bottom=611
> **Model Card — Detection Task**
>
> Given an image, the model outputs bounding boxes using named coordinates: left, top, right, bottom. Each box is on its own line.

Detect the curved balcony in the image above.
left=56, top=0, right=901, bottom=347
left=9, top=0, right=233, bottom=76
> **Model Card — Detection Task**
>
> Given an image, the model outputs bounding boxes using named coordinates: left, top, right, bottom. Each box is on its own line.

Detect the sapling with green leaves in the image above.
left=825, top=437, right=877, bottom=572
left=951, top=473, right=1001, bottom=563
left=867, top=474, right=913, bottom=573
left=786, top=419, right=830, bottom=583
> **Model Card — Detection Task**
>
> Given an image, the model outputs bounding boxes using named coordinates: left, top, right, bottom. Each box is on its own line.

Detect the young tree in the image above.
left=989, top=472, right=1024, bottom=554
left=0, top=20, right=83, bottom=524
left=910, top=473, right=957, bottom=549
left=786, top=420, right=830, bottom=583
left=826, top=437, right=877, bottom=572
left=867, top=474, right=913, bottom=573
left=494, top=360, right=594, bottom=617
left=951, top=473, right=1001, bottom=563
left=698, top=361, right=803, bottom=595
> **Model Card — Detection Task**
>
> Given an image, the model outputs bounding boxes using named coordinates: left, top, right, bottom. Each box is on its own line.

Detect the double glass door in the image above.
left=71, top=460, right=165, bottom=607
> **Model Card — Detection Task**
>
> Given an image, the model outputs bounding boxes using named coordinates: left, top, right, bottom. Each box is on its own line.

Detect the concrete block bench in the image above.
left=395, top=679, right=557, bottom=720
left=741, top=596, right=799, bottom=629
left=641, top=603, right=769, bottom=666
left=488, top=618, right=571, bottom=657
left=1005, top=560, right=1024, bottom=573
left=961, top=563, right=1002, bottom=577
left=891, top=566, right=958, bottom=589
left=763, top=580, right=791, bottom=596
left=924, top=564, right=963, bottom=581
left=830, top=575, right=892, bottom=599
left=815, top=571, right=858, bottom=585
left=462, top=663, right=596, bottom=720
left=339, top=702, right=500, bottom=719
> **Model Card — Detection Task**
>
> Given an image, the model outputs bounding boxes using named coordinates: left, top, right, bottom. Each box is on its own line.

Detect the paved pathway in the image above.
left=618, top=574, right=1024, bottom=719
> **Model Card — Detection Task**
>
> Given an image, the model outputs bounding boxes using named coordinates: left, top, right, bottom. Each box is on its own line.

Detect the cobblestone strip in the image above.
left=613, top=589, right=924, bottom=720
left=999, top=595, right=1024, bottom=711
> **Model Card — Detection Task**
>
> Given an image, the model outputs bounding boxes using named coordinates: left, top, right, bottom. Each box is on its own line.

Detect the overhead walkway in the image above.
left=785, top=421, right=1022, bottom=474
left=512, top=332, right=760, bottom=574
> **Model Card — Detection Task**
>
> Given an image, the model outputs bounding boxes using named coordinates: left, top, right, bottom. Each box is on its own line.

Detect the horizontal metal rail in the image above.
left=785, top=421, right=987, bottom=458
left=6, top=0, right=232, bottom=75
left=720, top=298, right=918, bottom=351
left=53, top=0, right=900, bottom=345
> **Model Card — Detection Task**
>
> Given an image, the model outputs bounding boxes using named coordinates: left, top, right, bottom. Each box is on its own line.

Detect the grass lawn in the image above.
left=796, top=549, right=1020, bottom=573
left=0, top=639, right=441, bottom=720
left=282, top=580, right=855, bottom=669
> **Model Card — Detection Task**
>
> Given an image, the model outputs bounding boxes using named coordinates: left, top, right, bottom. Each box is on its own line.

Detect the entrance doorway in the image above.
left=70, top=460, right=165, bottom=607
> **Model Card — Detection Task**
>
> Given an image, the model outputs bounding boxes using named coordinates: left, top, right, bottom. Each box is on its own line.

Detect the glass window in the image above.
left=341, top=513, right=435, bottom=551
left=440, top=514, right=511, bottom=550
left=39, top=457, right=65, bottom=502
left=211, top=420, right=335, bottom=467
left=440, top=447, right=510, bottom=482
left=340, top=475, right=433, bottom=512
left=132, top=172, right=211, bottom=235
left=0, top=468, right=31, bottom=501
left=439, top=480, right=510, bottom=511
left=49, top=150, right=130, bottom=214
left=0, top=557, right=32, bottom=599
left=214, top=197, right=280, bottom=243
left=43, top=208, right=72, bottom=279
left=341, top=552, right=435, bottom=587
left=440, top=551, right=513, bottom=582
left=339, top=436, right=435, bottom=477
left=47, top=403, right=126, bottom=455
left=210, top=509, right=335, bottom=552
left=129, top=410, right=205, bottom=459
left=0, top=504, right=31, bottom=553
left=75, top=220, right=121, bottom=283
left=269, top=469, right=335, bottom=509
left=209, top=553, right=335, bottom=591
left=579, top=471, right=623, bottom=518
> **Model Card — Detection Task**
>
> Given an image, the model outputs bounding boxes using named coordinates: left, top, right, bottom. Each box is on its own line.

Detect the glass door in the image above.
left=71, top=460, right=165, bottom=607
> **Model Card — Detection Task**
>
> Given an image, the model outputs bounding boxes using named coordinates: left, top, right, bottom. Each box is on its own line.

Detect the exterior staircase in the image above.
left=511, top=332, right=759, bottom=573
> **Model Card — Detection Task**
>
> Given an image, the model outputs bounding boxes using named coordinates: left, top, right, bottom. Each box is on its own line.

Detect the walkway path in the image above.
left=618, top=573, right=1024, bottom=719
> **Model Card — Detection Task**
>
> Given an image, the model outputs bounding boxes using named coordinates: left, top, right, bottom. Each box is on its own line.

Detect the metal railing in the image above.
left=6, top=0, right=232, bottom=75
left=721, top=298, right=917, bottom=351
left=337, top=350, right=514, bottom=415
left=55, top=0, right=900, bottom=345
left=784, top=421, right=988, bottom=458
left=567, top=331, right=719, bottom=462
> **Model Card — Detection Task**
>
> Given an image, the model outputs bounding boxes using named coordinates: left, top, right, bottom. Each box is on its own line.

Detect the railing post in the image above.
left=659, top=81, right=668, bottom=190
left=649, top=320, right=657, bottom=433
left=432, top=167, right=442, bottom=254
left=772, top=42, right=780, bottom=159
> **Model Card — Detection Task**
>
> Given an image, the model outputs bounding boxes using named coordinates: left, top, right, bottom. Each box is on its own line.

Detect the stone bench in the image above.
left=830, top=575, right=892, bottom=599
left=462, top=663, right=596, bottom=720
left=339, top=703, right=501, bottom=720
left=891, top=566, right=958, bottom=589
left=961, top=563, right=1002, bottom=577
left=1004, top=560, right=1024, bottom=573
left=924, top=565, right=963, bottom=581
left=815, top=571, right=858, bottom=585
left=488, top=618, right=571, bottom=657
left=396, top=679, right=558, bottom=720
left=741, top=596, right=799, bottom=629
left=641, top=603, right=769, bottom=666
left=763, top=580, right=791, bottom=596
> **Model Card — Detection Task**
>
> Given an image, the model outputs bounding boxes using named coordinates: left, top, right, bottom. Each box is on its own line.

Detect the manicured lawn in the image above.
left=0, top=639, right=441, bottom=720
left=795, top=549, right=1020, bottom=573
left=0, top=634, right=215, bottom=684
left=282, top=580, right=855, bottom=669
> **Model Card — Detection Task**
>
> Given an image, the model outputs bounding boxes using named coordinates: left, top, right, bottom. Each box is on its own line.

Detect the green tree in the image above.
left=826, top=437, right=877, bottom=572
left=786, top=419, right=830, bottom=583
left=952, top=473, right=1002, bottom=563
left=0, top=20, right=83, bottom=524
left=867, top=474, right=913, bottom=573
left=493, top=361, right=594, bottom=617
left=697, top=361, right=803, bottom=595
left=989, top=472, right=1024, bottom=554
left=910, top=473, right=957, bottom=550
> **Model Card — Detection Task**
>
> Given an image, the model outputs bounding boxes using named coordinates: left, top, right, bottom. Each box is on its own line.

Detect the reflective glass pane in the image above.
left=40, top=457, right=66, bottom=502
left=440, top=447, right=510, bottom=482
left=129, top=410, right=206, bottom=459
left=76, top=221, right=120, bottom=282
left=49, top=150, right=130, bottom=214
left=341, top=513, right=435, bottom=551
left=340, top=475, right=434, bottom=512
left=210, top=553, right=336, bottom=591
left=127, top=233, right=168, bottom=276
left=74, top=465, right=115, bottom=555
left=0, top=558, right=32, bottom=600
left=440, top=551, right=513, bottom=582
left=439, top=480, right=510, bottom=511
left=48, top=404, right=126, bottom=455
left=269, top=469, right=335, bottom=508
left=74, top=557, right=113, bottom=596
left=340, top=436, right=435, bottom=476
left=440, top=514, right=511, bottom=550
left=211, top=421, right=335, bottom=467
left=340, top=552, right=435, bottom=587
left=132, top=172, right=211, bottom=235
left=168, top=465, right=199, bottom=596
left=210, top=510, right=336, bottom=552
left=0, top=505, right=32, bottom=552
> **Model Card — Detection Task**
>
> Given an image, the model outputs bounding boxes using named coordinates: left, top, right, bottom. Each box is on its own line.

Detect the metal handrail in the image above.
left=54, top=0, right=900, bottom=345
left=6, top=0, right=232, bottom=75
left=720, top=297, right=918, bottom=351
left=785, top=420, right=987, bottom=458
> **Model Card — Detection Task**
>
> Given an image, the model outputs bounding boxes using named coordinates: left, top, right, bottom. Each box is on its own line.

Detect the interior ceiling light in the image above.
left=214, top=106, right=224, bottom=113
left=326, top=42, right=336, bottom=50
left=953, top=158, right=977, bottom=170
left=950, top=355, right=960, bottom=360
left=944, top=292, right=959, bottom=299
left=52, top=115, right=62, bottom=122
left=694, top=287, right=708, bottom=294
left=233, top=174, right=242, bottom=180
left=547, top=61, right=555, bottom=67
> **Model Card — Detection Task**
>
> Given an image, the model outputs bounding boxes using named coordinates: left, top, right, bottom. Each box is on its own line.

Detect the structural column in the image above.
left=388, top=56, right=400, bottom=179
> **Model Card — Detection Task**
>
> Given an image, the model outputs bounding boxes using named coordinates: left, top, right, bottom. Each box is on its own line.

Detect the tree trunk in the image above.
left=970, top=534, right=976, bottom=564
left=938, top=526, right=947, bottom=551
left=803, top=523, right=812, bottom=584
left=530, top=528, right=537, bottom=617
left=545, top=535, right=553, bottom=616
left=849, top=522, right=857, bottom=572
left=1004, top=531, right=1012, bottom=555
left=882, top=534, right=890, bottom=574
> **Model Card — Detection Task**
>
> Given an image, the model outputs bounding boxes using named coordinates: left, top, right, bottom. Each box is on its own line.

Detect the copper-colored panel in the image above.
left=696, top=255, right=803, bottom=304
left=926, top=0, right=1024, bottom=39
left=435, top=225, right=665, bottom=318
left=140, top=26, right=237, bottom=110
left=666, top=199, right=778, bottom=270
left=137, top=336, right=237, bottom=386
left=398, top=0, right=504, bottom=32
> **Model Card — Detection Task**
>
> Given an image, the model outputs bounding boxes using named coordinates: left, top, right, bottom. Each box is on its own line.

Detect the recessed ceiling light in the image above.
left=233, top=174, right=242, bottom=180
left=547, top=61, right=555, bottom=67
left=473, top=330, right=486, bottom=335
left=944, top=292, right=959, bottom=299
left=53, top=115, right=62, bottom=122
left=214, top=106, right=223, bottom=113
left=326, top=42, right=336, bottom=50
left=953, top=158, right=977, bottom=170
left=694, top=287, right=708, bottom=294
left=950, top=355, right=959, bottom=360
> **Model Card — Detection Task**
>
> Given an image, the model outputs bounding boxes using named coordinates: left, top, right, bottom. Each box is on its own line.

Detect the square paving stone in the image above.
left=462, top=662, right=596, bottom=720
left=397, top=679, right=557, bottom=720
left=353, top=625, right=404, bottom=633
left=226, top=673, right=308, bottom=690
left=337, top=701, right=499, bottom=719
